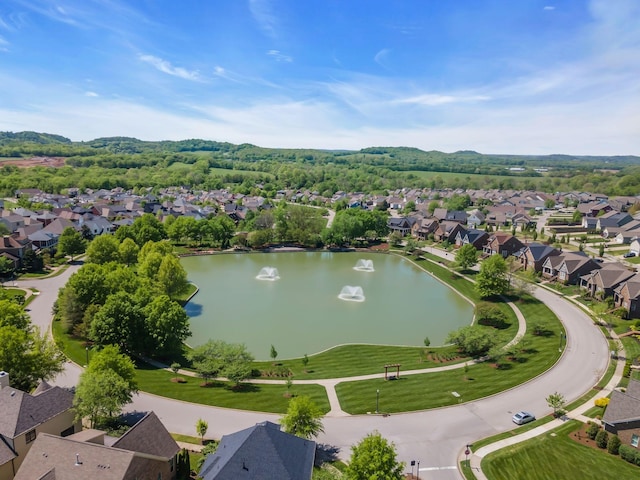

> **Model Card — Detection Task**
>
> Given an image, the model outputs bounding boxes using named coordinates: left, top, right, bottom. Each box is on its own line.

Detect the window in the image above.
left=60, top=426, right=75, bottom=437
left=25, top=429, right=36, bottom=443
left=632, top=434, right=639, bottom=448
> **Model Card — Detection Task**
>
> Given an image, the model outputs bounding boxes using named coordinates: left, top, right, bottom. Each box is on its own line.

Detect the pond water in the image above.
left=182, top=252, right=473, bottom=360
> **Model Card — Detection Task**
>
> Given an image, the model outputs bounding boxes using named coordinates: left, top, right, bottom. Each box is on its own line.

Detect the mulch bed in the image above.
left=569, top=423, right=602, bottom=449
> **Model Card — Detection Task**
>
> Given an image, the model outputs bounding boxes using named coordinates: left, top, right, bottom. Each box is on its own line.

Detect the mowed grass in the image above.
left=135, top=363, right=330, bottom=414
left=336, top=295, right=561, bottom=414
left=481, top=421, right=640, bottom=480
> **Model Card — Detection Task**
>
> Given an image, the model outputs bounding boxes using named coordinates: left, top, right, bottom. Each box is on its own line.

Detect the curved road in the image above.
left=20, top=263, right=608, bottom=480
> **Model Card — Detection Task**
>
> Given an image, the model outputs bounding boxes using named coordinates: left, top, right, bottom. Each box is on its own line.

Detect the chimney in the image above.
left=0, top=371, right=9, bottom=389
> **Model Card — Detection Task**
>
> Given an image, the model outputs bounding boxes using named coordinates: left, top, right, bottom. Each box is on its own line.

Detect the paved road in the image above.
left=20, top=258, right=608, bottom=480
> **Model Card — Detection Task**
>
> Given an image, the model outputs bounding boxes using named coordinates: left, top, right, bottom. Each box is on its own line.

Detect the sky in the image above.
left=0, top=0, right=639, bottom=155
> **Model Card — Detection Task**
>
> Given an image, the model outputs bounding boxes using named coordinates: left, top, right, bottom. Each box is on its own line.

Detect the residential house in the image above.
left=14, top=411, right=180, bottom=480
left=199, top=421, right=315, bottom=480
left=455, top=228, right=488, bottom=250
left=630, top=239, right=640, bottom=256
left=0, top=235, right=32, bottom=270
left=542, top=251, right=601, bottom=284
left=603, top=379, right=640, bottom=449
left=434, top=221, right=466, bottom=244
left=387, top=217, right=415, bottom=236
left=577, top=201, right=611, bottom=217
left=411, top=217, right=439, bottom=240
left=516, top=243, right=561, bottom=272
left=445, top=210, right=468, bottom=224
left=596, top=211, right=633, bottom=231
left=614, top=275, right=640, bottom=319
left=466, top=209, right=485, bottom=229
left=482, top=233, right=525, bottom=258
left=579, top=264, right=636, bottom=299
left=0, top=372, right=81, bottom=479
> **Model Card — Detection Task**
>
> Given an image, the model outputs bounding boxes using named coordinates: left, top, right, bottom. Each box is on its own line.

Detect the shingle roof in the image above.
left=0, top=385, right=74, bottom=438
left=603, top=379, right=640, bottom=425
left=199, top=421, right=315, bottom=480
left=0, top=434, right=17, bottom=466
left=111, top=412, right=179, bottom=459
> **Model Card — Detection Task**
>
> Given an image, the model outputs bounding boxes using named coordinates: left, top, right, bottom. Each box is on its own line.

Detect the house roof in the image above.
left=13, top=433, right=137, bottom=480
left=525, top=243, right=559, bottom=261
left=0, top=435, right=17, bottom=466
left=0, top=384, right=74, bottom=438
left=199, top=421, right=315, bottom=480
left=603, top=379, right=640, bottom=425
left=111, top=412, right=179, bottom=459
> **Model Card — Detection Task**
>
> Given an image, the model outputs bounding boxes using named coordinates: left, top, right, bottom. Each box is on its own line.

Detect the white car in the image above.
left=512, top=411, right=536, bottom=425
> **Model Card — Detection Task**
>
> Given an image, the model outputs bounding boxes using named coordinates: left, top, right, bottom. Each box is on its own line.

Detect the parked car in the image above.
left=512, top=411, right=536, bottom=425
left=623, top=252, right=636, bottom=258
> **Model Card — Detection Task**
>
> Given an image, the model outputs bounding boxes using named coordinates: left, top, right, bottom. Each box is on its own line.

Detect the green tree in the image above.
left=599, top=243, right=605, bottom=257
left=222, top=342, right=254, bottom=386
left=0, top=256, right=15, bottom=277
left=280, top=395, right=324, bottom=439
left=118, top=237, right=140, bottom=266
left=270, top=344, right=278, bottom=362
left=89, top=291, right=145, bottom=352
left=143, top=295, right=191, bottom=356
left=475, top=254, right=509, bottom=298
left=156, top=255, right=189, bottom=299
left=446, top=325, right=498, bottom=357
left=196, top=418, right=208, bottom=444
left=73, top=369, right=133, bottom=427
left=0, top=325, right=65, bottom=391
left=0, top=299, right=30, bottom=330
left=57, top=227, right=86, bottom=260
left=455, top=243, right=478, bottom=271
left=86, top=234, right=120, bottom=264
left=85, top=345, right=138, bottom=394
left=345, top=431, right=405, bottom=480
left=188, top=340, right=226, bottom=384
left=129, top=213, right=167, bottom=246
left=546, top=391, right=567, bottom=418
left=302, top=353, right=309, bottom=370
left=475, top=302, right=509, bottom=329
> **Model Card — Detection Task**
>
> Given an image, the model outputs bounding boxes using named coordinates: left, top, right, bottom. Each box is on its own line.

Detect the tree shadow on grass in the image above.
left=226, top=383, right=260, bottom=393
left=315, top=444, right=340, bottom=466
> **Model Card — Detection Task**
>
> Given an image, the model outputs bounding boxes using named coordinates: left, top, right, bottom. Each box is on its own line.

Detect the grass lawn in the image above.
left=481, top=421, right=640, bottom=480
left=336, top=295, right=561, bottom=414
left=135, top=363, right=330, bottom=414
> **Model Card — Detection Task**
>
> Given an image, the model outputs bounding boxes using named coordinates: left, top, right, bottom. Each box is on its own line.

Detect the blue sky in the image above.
left=0, top=0, right=638, bottom=155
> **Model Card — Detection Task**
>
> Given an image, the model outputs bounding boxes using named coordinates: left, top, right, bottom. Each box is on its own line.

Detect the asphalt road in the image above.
left=20, top=260, right=609, bottom=480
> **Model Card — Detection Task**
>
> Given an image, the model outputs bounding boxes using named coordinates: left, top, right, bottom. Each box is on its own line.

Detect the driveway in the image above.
left=22, top=259, right=608, bottom=480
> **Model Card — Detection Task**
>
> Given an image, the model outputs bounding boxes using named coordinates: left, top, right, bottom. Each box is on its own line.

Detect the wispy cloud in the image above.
left=0, top=36, right=9, bottom=52
left=138, top=54, right=202, bottom=81
left=85, top=91, right=99, bottom=97
left=374, top=48, right=391, bottom=68
left=396, top=93, right=491, bottom=106
left=267, top=49, right=292, bottom=62
left=249, top=0, right=278, bottom=38
left=543, top=6, right=555, bottom=11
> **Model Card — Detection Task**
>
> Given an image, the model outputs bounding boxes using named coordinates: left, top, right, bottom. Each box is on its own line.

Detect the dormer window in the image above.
left=26, top=429, right=36, bottom=443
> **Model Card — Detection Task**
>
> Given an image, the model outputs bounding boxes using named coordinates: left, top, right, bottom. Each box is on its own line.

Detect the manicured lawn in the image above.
left=336, top=295, right=561, bottom=414
left=481, top=421, right=640, bottom=480
left=135, top=364, right=330, bottom=414
left=52, top=319, right=92, bottom=366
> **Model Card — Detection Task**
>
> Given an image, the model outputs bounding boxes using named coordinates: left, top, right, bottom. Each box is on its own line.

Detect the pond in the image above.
left=182, top=252, right=473, bottom=360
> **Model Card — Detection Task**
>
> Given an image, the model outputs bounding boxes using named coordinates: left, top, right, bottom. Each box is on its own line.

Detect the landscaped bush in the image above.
left=587, top=421, right=600, bottom=440
left=594, top=397, right=610, bottom=408
left=595, top=429, right=608, bottom=449
left=607, top=434, right=621, bottom=455
left=619, top=444, right=640, bottom=465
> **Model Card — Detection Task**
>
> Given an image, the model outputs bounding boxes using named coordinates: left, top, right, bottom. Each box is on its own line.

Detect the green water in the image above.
left=182, top=252, right=473, bottom=360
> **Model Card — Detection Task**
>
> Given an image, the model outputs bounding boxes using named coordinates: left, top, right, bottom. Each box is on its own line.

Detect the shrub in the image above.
left=594, top=397, right=610, bottom=408
left=587, top=422, right=600, bottom=440
left=595, top=429, right=608, bottom=449
left=607, top=434, right=621, bottom=455
left=623, top=361, right=631, bottom=378
left=619, top=444, right=639, bottom=464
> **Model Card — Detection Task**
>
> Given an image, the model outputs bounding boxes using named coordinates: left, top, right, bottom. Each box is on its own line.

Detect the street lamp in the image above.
left=376, top=389, right=380, bottom=414
left=85, top=346, right=89, bottom=366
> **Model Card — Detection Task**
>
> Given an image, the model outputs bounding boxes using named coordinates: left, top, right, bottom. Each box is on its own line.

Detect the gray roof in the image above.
left=112, top=411, right=179, bottom=459
left=0, top=385, right=74, bottom=438
left=603, top=379, right=640, bottom=425
left=0, top=435, right=17, bottom=466
left=199, top=421, right=315, bottom=480
left=526, top=243, right=559, bottom=261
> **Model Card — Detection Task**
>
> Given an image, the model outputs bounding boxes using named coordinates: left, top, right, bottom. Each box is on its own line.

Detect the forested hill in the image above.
left=1, top=131, right=638, bottom=169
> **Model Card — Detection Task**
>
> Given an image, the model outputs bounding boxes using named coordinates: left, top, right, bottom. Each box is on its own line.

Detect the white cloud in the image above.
left=396, top=93, right=491, bottom=106
left=249, top=0, right=278, bottom=38
left=138, top=54, right=202, bottom=81
left=85, top=91, right=99, bottom=97
left=543, top=6, right=555, bottom=11
left=266, top=49, right=292, bottom=62
left=374, top=48, right=391, bottom=68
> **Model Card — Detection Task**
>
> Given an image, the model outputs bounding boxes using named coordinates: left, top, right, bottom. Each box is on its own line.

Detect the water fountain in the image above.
left=353, top=259, right=375, bottom=272
left=338, top=285, right=365, bottom=302
left=256, top=267, right=280, bottom=281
